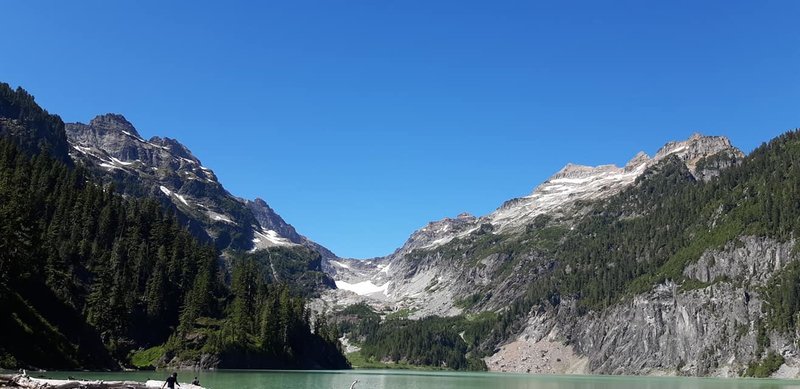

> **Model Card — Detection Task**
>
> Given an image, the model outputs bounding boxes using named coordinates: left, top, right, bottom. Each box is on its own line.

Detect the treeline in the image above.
left=0, top=83, right=69, bottom=162
left=169, top=256, right=348, bottom=369
left=333, top=303, right=490, bottom=371
left=0, top=136, right=219, bottom=367
left=244, top=247, right=335, bottom=297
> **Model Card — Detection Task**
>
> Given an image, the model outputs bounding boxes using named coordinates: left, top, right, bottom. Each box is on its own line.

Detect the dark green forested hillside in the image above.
left=0, top=135, right=218, bottom=368
left=172, top=257, right=346, bottom=369
left=244, top=247, right=335, bottom=297
left=0, top=83, right=70, bottom=163
left=0, top=84, right=348, bottom=370
left=332, top=303, right=493, bottom=371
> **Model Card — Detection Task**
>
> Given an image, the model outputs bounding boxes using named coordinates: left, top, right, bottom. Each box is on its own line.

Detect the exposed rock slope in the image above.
left=489, top=237, right=797, bottom=377
left=322, top=134, right=744, bottom=317
left=66, top=114, right=333, bottom=259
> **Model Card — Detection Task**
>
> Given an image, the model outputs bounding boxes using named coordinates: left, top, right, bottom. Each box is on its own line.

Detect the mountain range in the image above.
left=2, top=81, right=800, bottom=378
left=326, top=133, right=743, bottom=302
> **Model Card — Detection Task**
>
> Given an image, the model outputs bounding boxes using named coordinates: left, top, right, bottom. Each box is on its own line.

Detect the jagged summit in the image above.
left=550, top=163, right=621, bottom=180
left=64, top=114, right=333, bottom=255
left=66, top=117, right=212, bottom=179
left=654, top=133, right=742, bottom=172
left=378, top=133, right=744, bottom=260
left=625, top=151, right=651, bottom=171
left=325, top=132, right=748, bottom=320
left=494, top=133, right=741, bottom=227
left=547, top=134, right=736, bottom=183
left=87, top=113, right=142, bottom=138
left=385, top=211, right=480, bottom=257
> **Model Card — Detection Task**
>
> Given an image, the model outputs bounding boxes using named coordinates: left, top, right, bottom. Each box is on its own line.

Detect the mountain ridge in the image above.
left=324, top=129, right=800, bottom=376
left=7, top=81, right=800, bottom=377
left=325, top=133, right=744, bottom=302
left=65, top=113, right=336, bottom=260
left=0, top=84, right=349, bottom=371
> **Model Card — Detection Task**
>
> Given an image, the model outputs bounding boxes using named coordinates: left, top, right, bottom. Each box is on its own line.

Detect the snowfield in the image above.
left=334, top=280, right=390, bottom=296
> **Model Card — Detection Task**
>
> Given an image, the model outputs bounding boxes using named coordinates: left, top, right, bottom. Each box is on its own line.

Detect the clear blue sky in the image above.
left=2, top=1, right=798, bottom=258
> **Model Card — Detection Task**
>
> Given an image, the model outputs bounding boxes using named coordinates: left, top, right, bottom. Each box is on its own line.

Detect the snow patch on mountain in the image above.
left=330, top=261, right=351, bottom=269
left=207, top=211, right=234, bottom=224
left=175, top=193, right=190, bottom=206
left=250, top=228, right=298, bottom=252
left=110, top=156, right=134, bottom=166
left=99, top=162, right=122, bottom=170
left=334, top=280, right=391, bottom=296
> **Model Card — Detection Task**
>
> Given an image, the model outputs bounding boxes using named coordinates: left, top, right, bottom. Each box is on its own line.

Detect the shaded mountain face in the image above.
left=0, top=89, right=349, bottom=370
left=65, top=114, right=334, bottom=259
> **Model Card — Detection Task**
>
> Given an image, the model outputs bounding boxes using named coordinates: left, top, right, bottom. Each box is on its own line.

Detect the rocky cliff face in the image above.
left=488, top=237, right=798, bottom=377
left=246, top=198, right=339, bottom=261
left=66, top=114, right=334, bottom=260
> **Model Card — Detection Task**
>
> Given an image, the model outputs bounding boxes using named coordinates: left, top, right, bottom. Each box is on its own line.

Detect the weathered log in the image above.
left=0, top=375, right=203, bottom=389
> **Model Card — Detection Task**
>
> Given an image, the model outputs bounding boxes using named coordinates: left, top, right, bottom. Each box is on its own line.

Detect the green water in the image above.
left=34, top=370, right=800, bottom=389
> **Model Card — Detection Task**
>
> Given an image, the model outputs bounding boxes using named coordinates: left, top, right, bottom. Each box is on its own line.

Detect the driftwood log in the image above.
left=0, top=374, right=204, bottom=389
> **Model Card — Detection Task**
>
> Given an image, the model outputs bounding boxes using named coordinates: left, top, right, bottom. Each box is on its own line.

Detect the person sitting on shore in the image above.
left=162, top=372, right=181, bottom=389
left=192, top=377, right=199, bottom=386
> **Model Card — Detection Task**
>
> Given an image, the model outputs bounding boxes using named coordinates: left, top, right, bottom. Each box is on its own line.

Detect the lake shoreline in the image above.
left=0, top=373, right=205, bottom=389
left=18, top=369, right=800, bottom=381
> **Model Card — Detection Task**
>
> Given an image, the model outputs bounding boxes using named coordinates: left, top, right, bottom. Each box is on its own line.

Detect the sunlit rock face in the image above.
left=319, top=134, right=744, bottom=316
left=65, top=113, right=329, bottom=256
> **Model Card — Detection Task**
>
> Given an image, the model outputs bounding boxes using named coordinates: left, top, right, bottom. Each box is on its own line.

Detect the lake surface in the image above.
left=35, top=370, right=800, bottom=389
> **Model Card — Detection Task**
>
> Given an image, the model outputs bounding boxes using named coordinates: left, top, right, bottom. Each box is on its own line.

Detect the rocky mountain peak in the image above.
left=387, top=212, right=481, bottom=258
left=246, top=198, right=339, bottom=260
left=551, top=163, right=621, bottom=181
left=246, top=198, right=301, bottom=242
left=456, top=212, right=475, bottom=220
left=654, top=133, right=737, bottom=160
left=65, top=118, right=207, bottom=173
left=88, top=113, right=141, bottom=138
left=654, top=133, right=743, bottom=173
left=625, top=151, right=651, bottom=171
left=381, top=133, right=744, bottom=263
left=66, top=114, right=338, bottom=257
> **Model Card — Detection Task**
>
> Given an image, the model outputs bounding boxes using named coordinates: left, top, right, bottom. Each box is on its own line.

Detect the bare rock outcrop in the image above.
left=488, top=237, right=799, bottom=378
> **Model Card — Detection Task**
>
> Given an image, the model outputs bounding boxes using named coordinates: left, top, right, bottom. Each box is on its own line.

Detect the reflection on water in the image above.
left=38, top=369, right=800, bottom=389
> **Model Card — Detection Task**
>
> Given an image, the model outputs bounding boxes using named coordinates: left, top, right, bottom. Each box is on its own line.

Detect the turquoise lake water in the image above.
left=32, top=370, right=800, bottom=389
